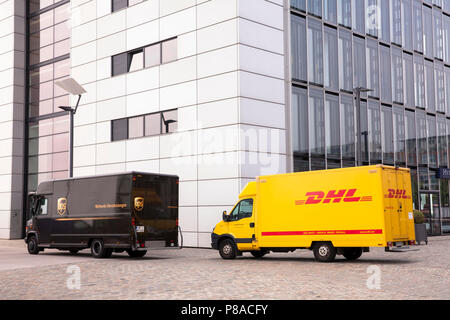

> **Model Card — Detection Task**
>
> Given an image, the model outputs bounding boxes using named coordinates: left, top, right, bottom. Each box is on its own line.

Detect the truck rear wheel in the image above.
left=313, top=242, right=337, bottom=263
left=126, top=250, right=147, bottom=258
left=219, top=239, right=237, bottom=260
left=343, top=248, right=363, bottom=261
left=27, top=236, right=39, bottom=255
left=90, top=239, right=110, bottom=258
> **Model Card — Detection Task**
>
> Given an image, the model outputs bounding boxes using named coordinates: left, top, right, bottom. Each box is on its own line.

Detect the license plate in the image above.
left=136, top=226, right=145, bottom=233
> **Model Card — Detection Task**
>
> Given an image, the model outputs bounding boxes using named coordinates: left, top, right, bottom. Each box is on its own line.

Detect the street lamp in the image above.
left=55, top=78, right=87, bottom=178
left=353, top=87, right=373, bottom=167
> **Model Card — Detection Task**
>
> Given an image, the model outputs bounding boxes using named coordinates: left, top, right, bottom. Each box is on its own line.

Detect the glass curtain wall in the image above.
left=291, top=0, right=450, bottom=235
left=27, top=0, right=71, bottom=191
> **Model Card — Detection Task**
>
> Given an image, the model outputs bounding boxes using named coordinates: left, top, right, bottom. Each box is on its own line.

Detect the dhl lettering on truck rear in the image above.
left=211, top=165, right=418, bottom=262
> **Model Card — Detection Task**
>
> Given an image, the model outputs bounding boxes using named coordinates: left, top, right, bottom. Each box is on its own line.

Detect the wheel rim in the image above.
left=223, top=243, right=232, bottom=255
left=318, top=246, right=328, bottom=257
left=29, top=240, right=35, bottom=251
left=93, top=242, right=101, bottom=255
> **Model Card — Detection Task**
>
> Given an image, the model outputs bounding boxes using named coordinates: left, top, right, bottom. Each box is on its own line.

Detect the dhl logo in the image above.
left=295, top=189, right=373, bottom=206
left=385, top=189, right=411, bottom=199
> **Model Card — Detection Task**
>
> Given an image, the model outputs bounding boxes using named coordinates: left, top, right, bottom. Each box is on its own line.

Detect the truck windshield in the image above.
left=230, top=199, right=253, bottom=221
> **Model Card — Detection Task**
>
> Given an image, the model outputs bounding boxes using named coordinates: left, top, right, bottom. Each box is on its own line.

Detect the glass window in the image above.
left=437, top=116, right=448, bottom=167
left=413, top=0, right=423, bottom=53
left=393, top=106, right=405, bottom=164
left=308, top=0, right=322, bottom=17
left=291, top=14, right=307, bottom=82
left=352, top=0, right=365, bottom=34
left=402, top=0, right=413, bottom=51
left=405, top=110, right=417, bottom=166
left=423, top=6, right=433, bottom=58
left=112, top=118, right=128, bottom=141
left=340, top=94, right=355, bottom=159
left=128, top=50, right=144, bottom=72
left=128, top=116, right=144, bottom=139
left=366, top=0, right=379, bottom=37
left=360, top=101, right=369, bottom=163
left=112, top=53, right=128, bottom=76
left=416, top=111, right=428, bottom=165
left=353, top=36, right=367, bottom=90
left=338, top=0, right=351, bottom=28
left=381, top=105, right=394, bottom=163
left=427, top=115, right=438, bottom=167
left=446, top=68, right=450, bottom=115
left=112, top=0, right=128, bottom=12
left=379, top=0, right=390, bottom=42
left=366, top=39, right=379, bottom=98
left=414, top=55, right=425, bottom=108
left=324, top=26, right=338, bottom=90
left=38, top=198, right=48, bottom=215
left=391, top=47, right=404, bottom=103
left=230, top=199, right=253, bottom=221
left=325, top=94, right=340, bottom=158
left=403, top=53, right=414, bottom=107
left=390, top=0, right=402, bottom=45
left=309, top=89, right=325, bottom=156
left=435, top=63, right=446, bottom=113
left=444, top=14, right=450, bottom=63
left=307, top=19, right=323, bottom=85
left=161, top=110, right=178, bottom=133
left=144, top=113, right=161, bottom=136
left=144, top=43, right=161, bottom=68
left=424, top=60, right=435, bottom=112
left=368, top=101, right=382, bottom=163
left=338, top=29, right=353, bottom=91
left=292, top=87, right=309, bottom=154
left=433, top=10, right=444, bottom=60
left=291, top=0, right=306, bottom=12
left=380, top=45, right=392, bottom=103
left=162, top=38, right=177, bottom=64
left=419, top=167, right=429, bottom=190
left=324, top=0, right=337, bottom=24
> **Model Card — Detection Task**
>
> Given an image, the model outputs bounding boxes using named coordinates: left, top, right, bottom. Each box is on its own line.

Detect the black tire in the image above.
left=343, top=248, right=363, bottom=261
left=250, top=250, right=268, bottom=258
left=219, top=238, right=237, bottom=260
left=90, top=239, right=109, bottom=258
left=69, top=249, right=79, bottom=255
left=126, top=249, right=147, bottom=258
left=313, top=242, right=337, bottom=263
left=27, top=236, right=39, bottom=255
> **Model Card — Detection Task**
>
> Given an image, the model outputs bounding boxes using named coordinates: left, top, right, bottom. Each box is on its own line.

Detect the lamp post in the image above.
left=353, top=87, right=373, bottom=167
left=55, top=78, right=87, bottom=178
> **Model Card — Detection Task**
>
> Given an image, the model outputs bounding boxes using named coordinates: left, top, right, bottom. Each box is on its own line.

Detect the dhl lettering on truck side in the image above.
left=261, top=229, right=383, bottom=236
left=385, top=189, right=412, bottom=199
left=295, top=189, right=373, bottom=206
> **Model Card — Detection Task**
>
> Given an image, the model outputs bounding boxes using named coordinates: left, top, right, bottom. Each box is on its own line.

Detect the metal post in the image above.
left=355, top=88, right=362, bottom=167
left=69, top=110, right=74, bottom=178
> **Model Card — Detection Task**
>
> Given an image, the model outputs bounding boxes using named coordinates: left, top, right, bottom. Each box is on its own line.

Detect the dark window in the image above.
left=112, top=52, right=128, bottom=76
left=112, top=118, right=128, bottom=141
left=112, top=0, right=128, bottom=12
left=230, top=199, right=253, bottom=221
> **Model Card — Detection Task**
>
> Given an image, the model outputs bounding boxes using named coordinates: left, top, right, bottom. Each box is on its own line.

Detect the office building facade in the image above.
left=0, top=0, right=448, bottom=244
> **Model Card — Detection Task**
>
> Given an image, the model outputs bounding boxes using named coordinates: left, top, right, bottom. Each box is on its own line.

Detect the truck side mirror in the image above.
left=222, top=211, right=229, bottom=222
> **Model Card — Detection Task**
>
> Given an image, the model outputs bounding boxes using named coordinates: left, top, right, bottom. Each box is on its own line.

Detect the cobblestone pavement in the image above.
left=0, top=237, right=449, bottom=300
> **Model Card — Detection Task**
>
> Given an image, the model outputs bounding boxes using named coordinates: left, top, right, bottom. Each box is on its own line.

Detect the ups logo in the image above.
left=134, top=197, right=144, bottom=212
left=57, top=197, right=67, bottom=216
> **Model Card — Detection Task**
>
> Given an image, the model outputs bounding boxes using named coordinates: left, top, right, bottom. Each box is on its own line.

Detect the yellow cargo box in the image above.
left=211, top=165, right=417, bottom=262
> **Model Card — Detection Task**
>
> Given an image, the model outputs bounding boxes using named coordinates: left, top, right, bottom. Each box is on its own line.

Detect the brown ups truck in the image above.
left=25, top=172, right=180, bottom=258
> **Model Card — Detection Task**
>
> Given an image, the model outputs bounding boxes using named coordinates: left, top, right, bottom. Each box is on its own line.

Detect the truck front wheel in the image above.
left=219, top=239, right=237, bottom=260
left=27, top=236, right=39, bottom=255
left=313, top=242, right=337, bottom=263
left=343, top=248, right=363, bottom=261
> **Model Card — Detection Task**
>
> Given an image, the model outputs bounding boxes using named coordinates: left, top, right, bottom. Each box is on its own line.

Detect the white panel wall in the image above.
left=0, top=0, right=26, bottom=239
left=70, top=0, right=287, bottom=247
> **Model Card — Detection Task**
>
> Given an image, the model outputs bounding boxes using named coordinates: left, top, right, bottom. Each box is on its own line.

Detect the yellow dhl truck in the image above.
left=211, top=165, right=418, bottom=262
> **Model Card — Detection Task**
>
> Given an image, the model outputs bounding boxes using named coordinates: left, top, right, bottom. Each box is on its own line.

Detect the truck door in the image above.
left=384, top=170, right=409, bottom=241
left=228, top=198, right=256, bottom=251
left=35, top=196, right=52, bottom=244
